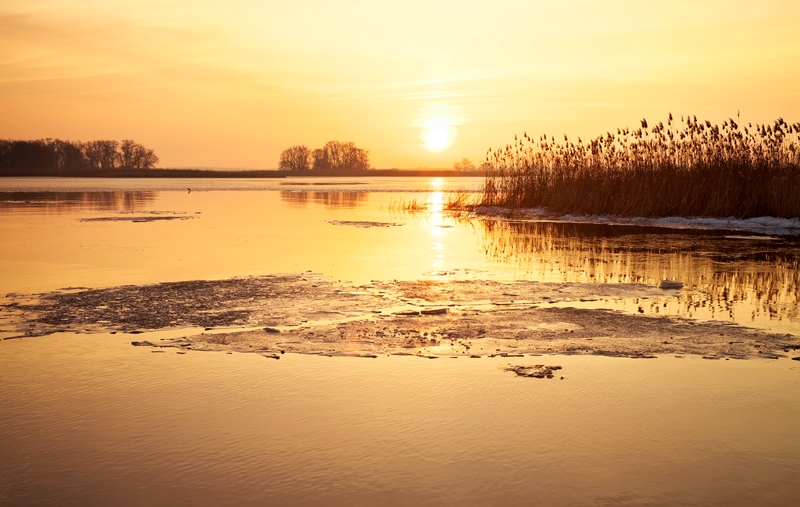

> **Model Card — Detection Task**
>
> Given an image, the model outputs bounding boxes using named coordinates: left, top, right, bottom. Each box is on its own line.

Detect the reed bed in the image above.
left=443, top=191, right=477, bottom=210
left=482, top=115, right=800, bottom=218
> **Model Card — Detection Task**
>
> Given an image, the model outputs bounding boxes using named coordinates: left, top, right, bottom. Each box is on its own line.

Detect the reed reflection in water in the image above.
left=0, top=191, right=156, bottom=213
left=481, top=220, right=800, bottom=329
left=280, top=190, right=368, bottom=209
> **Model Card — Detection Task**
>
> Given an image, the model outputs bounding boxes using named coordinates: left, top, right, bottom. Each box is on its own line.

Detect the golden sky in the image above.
left=2, top=0, right=799, bottom=169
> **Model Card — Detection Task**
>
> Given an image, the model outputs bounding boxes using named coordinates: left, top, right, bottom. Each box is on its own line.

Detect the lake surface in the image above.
left=1, top=177, right=797, bottom=333
left=1, top=176, right=799, bottom=505
left=2, top=334, right=799, bottom=507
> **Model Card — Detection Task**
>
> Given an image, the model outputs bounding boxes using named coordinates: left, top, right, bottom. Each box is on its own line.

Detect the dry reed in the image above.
left=388, top=197, right=427, bottom=212
left=443, top=191, right=476, bottom=210
left=482, top=114, right=800, bottom=218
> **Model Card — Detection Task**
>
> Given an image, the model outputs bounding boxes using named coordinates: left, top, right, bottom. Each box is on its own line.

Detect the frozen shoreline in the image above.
left=475, top=206, right=800, bottom=236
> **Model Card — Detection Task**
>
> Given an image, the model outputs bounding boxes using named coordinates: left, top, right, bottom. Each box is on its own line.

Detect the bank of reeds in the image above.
left=482, top=115, right=800, bottom=218
left=443, top=191, right=476, bottom=210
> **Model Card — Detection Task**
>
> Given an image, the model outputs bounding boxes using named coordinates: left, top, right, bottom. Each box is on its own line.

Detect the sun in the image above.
left=422, top=127, right=454, bottom=152
left=413, top=103, right=464, bottom=153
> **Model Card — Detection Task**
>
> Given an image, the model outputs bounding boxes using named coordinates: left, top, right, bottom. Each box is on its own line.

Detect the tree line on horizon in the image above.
left=279, top=141, right=370, bottom=172
left=453, top=158, right=491, bottom=172
left=0, top=139, right=159, bottom=173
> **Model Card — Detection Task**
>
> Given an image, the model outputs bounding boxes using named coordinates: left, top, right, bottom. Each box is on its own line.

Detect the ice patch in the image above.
left=325, top=220, right=402, bottom=228
left=476, top=207, right=800, bottom=236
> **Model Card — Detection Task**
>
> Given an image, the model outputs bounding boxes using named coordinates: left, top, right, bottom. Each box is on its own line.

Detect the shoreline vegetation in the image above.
left=0, top=138, right=159, bottom=175
left=0, top=137, right=484, bottom=178
left=482, top=115, right=800, bottom=219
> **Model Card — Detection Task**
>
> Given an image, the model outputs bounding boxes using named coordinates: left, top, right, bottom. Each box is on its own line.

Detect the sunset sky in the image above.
left=2, top=0, right=799, bottom=169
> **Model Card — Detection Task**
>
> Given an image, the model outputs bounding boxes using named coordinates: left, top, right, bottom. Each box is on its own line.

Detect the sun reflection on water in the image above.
left=426, top=179, right=448, bottom=272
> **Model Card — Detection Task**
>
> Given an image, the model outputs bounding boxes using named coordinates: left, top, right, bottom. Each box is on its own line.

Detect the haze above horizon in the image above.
left=2, top=0, right=799, bottom=169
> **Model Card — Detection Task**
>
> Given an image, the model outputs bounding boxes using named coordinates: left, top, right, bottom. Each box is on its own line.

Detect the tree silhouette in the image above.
left=0, top=138, right=158, bottom=174
left=279, top=145, right=311, bottom=171
left=82, top=140, right=120, bottom=170
left=453, top=158, right=476, bottom=172
left=120, top=140, right=159, bottom=169
left=311, top=141, right=370, bottom=171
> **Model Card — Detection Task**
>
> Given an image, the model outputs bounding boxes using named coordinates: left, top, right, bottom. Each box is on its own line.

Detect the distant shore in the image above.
left=0, top=168, right=486, bottom=178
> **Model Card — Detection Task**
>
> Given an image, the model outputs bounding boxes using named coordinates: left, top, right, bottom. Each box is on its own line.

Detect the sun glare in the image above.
left=413, top=103, right=465, bottom=153
left=422, top=127, right=453, bottom=152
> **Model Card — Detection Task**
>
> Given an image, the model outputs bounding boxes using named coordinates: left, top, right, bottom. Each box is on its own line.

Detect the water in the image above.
left=0, top=177, right=797, bottom=333
left=1, top=334, right=798, bottom=506
left=1, top=176, right=799, bottom=505
left=480, top=220, right=800, bottom=333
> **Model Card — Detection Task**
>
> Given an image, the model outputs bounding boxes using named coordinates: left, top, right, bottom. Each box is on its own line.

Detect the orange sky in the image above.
left=2, top=0, right=799, bottom=169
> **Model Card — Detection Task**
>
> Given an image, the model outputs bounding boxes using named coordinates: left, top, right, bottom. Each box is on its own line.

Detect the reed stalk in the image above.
left=481, top=115, right=800, bottom=219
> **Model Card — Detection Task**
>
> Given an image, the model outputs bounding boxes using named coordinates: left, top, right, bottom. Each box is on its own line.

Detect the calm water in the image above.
left=1, top=334, right=799, bottom=506
left=1, top=177, right=800, bottom=505
left=0, top=177, right=797, bottom=333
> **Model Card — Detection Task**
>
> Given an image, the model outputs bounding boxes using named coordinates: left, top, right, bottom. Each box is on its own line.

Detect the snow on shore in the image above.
left=475, top=206, right=800, bottom=236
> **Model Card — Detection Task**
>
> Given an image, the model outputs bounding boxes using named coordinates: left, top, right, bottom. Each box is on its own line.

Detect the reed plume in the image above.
left=482, top=115, right=800, bottom=218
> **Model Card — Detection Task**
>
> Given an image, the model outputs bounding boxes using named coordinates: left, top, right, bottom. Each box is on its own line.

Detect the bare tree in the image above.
left=120, top=140, right=138, bottom=168
left=81, top=141, right=103, bottom=170
left=453, top=158, right=476, bottom=172
left=52, top=139, right=86, bottom=171
left=311, top=148, right=327, bottom=170
left=279, top=145, right=311, bottom=172
left=0, top=138, right=157, bottom=173
left=98, top=140, right=119, bottom=169
left=82, top=140, right=120, bottom=169
left=120, top=140, right=159, bottom=169
left=311, top=141, right=370, bottom=171
left=139, top=147, right=158, bottom=169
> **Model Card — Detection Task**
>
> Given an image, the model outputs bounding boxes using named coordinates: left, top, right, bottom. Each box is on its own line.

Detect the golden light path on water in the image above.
left=426, top=178, right=446, bottom=273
